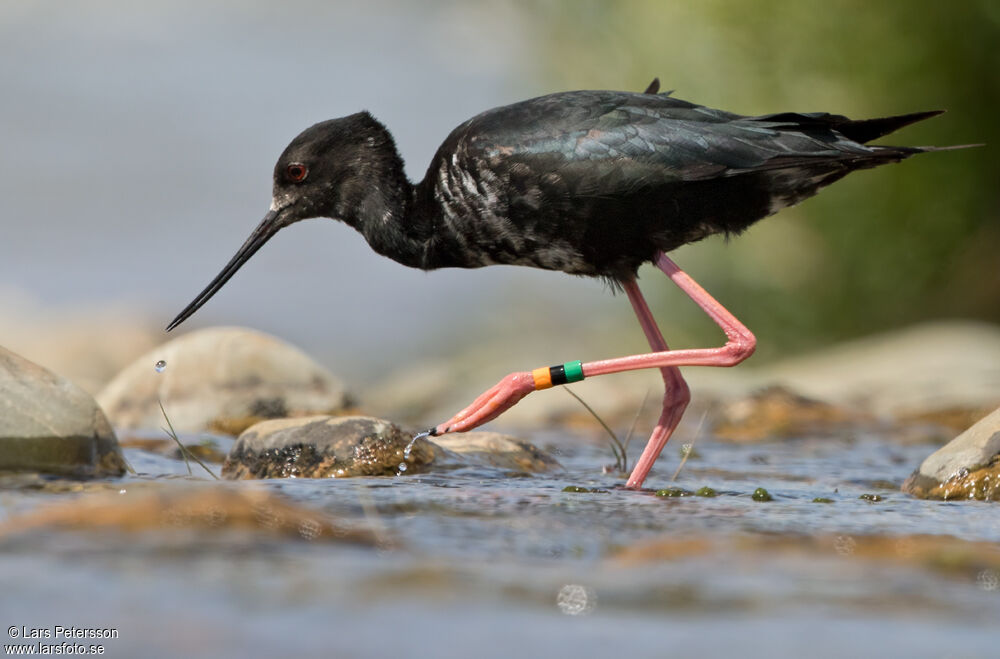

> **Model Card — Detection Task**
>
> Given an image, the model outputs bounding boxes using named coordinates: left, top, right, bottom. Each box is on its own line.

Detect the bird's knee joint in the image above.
left=664, top=383, right=691, bottom=409
left=723, top=331, right=756, bottom=365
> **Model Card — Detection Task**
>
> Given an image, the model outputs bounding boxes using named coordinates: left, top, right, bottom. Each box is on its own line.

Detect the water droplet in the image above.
left=397, top=462, right=408, bottom=472
left=154, top=360, right=167, bottom=373
left=556, top=584, right=596, bottom=615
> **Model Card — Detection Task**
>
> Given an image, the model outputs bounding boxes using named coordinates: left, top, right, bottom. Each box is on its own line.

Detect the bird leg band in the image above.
left=531, top=360, right=585, bottom=390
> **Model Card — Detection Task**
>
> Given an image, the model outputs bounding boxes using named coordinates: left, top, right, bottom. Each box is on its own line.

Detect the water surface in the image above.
left=2, top=430, right=996, bottom=659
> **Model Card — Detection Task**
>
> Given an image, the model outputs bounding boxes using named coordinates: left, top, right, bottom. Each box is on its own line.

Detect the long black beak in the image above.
left=165, top=208, right=287, bottom=331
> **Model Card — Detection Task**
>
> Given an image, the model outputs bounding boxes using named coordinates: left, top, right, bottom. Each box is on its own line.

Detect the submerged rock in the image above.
left=432, top=432, right=561, bottom=472
left=0, top=484, right=379, bottom=546
left=902, top=407, right=1000, bottom=501
left=97, top=327, right=352, bottom=435
left=223, top=415, right=434, bottom=479
left=0, top=345, right=125, bottom=478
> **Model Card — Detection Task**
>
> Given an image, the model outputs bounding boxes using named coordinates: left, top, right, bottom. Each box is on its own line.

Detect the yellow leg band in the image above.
left=531, top=366, right=553, bottom=390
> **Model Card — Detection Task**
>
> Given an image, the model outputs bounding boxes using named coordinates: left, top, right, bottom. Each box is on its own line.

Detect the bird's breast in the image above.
left=429, top=152, right=562, bottom=268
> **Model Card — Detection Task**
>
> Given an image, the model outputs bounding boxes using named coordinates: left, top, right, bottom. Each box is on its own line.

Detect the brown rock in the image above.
left=223, top=415, right=434, bottom=479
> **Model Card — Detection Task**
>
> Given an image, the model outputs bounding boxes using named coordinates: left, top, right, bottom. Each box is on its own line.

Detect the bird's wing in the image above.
left=466, top=92, right=880, bottom=198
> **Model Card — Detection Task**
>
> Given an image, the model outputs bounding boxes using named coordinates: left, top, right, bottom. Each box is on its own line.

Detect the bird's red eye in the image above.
left=286, top=163, right=308, bottom=182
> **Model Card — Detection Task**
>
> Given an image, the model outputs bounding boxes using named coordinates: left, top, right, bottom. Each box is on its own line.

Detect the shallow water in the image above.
left=2, top=429, right=998, bottom=658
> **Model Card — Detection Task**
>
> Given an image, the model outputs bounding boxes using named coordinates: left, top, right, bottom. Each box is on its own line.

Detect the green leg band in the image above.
left=563, top=360, right=584, bottom=383
left=550, top=360, right=584, bottom=385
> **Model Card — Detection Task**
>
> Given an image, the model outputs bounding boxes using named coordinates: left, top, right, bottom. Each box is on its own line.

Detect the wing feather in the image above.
left=460, top=91, right=887, bottom=197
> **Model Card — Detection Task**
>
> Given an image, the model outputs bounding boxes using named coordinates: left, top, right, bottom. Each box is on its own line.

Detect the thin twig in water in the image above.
left=670, top=407, right=710, bottom=482
left=621, top=388, right=652, bottom=463
left=564, top=386, right=626, bottom=472
left=159, top=399, right=219, bottom=480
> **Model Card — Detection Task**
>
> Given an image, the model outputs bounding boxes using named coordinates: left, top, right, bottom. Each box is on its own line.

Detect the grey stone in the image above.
left=914, top=406, right=1000, bottom=483
left=97, top=327, right=351, bottom=434
left=0, top=345, right=125, bottom=477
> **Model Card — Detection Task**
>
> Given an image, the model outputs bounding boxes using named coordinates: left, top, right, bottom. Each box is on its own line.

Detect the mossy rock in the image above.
left=223, top=415, right=434, bottom=479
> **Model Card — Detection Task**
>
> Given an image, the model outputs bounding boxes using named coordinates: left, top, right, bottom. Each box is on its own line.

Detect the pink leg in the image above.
left=581, top=253, right=756, bottom=378
left=621, top=279, right=691, bottom=489
left=433, top=252, right=755, bottom=488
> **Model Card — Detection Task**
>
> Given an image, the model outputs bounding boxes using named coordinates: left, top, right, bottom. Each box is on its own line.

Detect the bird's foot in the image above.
left=432, top=371, right=535, bottom=435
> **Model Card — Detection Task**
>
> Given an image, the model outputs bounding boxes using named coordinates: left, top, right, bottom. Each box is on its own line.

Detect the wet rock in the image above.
left=902, top=407, right=1000, bottom=501
left=0, top=345, right=125, bottom=478
left=0, top=484, right=380, bottom=546
left=712, top=384, right=862, bottom=441
left=223, top=415, right=434, bottom=479
left=432, top=432, right=561, bottom=472
left=97, top=327, right=352, bottom=435
left=907, top=462, right=1000, bottom=502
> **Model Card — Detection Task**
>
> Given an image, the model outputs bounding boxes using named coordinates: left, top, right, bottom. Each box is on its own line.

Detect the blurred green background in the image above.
left=517, top=0, right=998, bottom=359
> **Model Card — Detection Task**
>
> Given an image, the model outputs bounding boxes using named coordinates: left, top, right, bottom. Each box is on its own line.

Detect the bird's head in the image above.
left=166, top=112, right=404, bottom=331
left=270, top=112, right=401, bottom=227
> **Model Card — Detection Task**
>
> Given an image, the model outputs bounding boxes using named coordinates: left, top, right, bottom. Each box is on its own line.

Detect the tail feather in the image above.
left=838, top=110, right=944, bottom=143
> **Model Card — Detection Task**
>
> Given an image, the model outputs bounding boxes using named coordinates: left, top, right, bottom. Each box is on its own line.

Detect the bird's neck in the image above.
left=340, top=129, right=465, bottom=271
left=327, top=130, right=424, bottom=268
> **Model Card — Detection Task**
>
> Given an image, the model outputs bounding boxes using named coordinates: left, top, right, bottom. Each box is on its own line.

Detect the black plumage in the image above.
left=166, top=84, right=945, bottom=331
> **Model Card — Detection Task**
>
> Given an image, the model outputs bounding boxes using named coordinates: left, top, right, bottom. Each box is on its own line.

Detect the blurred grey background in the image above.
left=1, top=0, right=996, bottom=390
